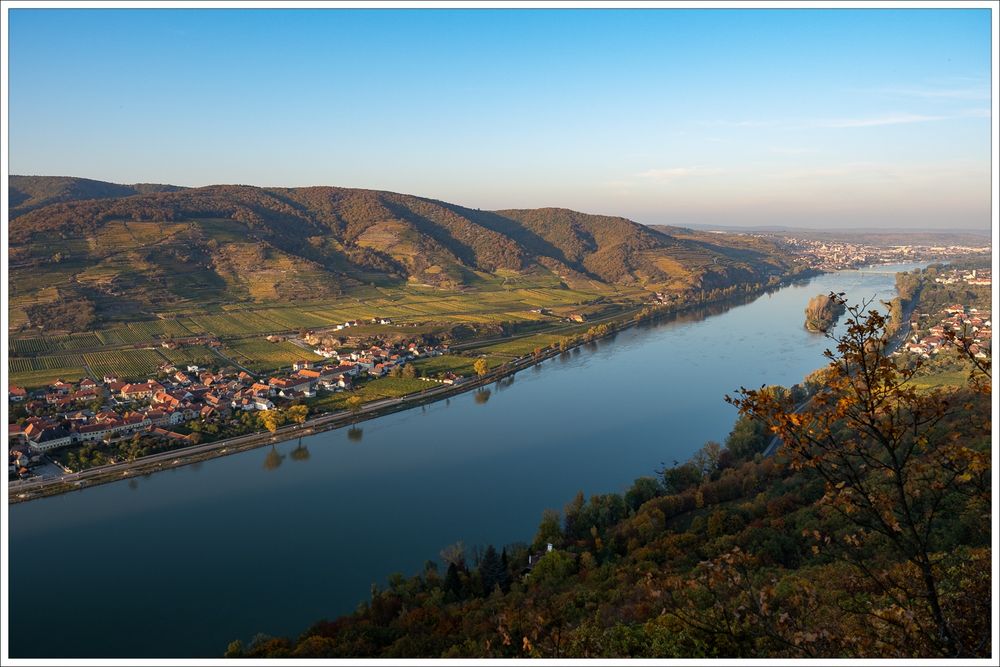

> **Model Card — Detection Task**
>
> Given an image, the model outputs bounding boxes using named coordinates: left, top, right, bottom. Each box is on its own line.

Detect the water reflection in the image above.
left=495, top=375, right=515, bottom=391
left=128, top=479, right=139, bottom=491
left=289, top=442, right=310, bottom=462
left=263, top=447, right=285, bottom=471
left=347, top=426, right=364, bottom=442
left=474, top=388, right=492, bottom=404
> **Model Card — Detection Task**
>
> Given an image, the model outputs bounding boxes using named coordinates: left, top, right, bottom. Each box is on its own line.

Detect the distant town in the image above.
left=774, top=237, right=991, bottom=271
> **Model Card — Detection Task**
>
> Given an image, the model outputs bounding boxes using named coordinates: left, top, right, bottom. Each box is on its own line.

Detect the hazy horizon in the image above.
left=8, top=7, right=993, bottom=229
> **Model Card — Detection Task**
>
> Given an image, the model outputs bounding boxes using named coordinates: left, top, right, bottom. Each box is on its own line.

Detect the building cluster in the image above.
left=9, top=340, right=452, bottom=476
left=932, top=268, right=992, bottom=287
left=777, top=238, right=992, bottom=271
left=900, top=305, right=992, bottom=360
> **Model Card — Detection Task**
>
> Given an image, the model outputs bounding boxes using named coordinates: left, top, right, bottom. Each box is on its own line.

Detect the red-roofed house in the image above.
left=120, top=382, right=163, bottom=400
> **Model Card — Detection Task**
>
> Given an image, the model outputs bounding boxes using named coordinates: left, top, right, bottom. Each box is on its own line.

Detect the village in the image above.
left=8, top=325, right=456, bottom=480
left=899, top=305, right=992, bottom=361
left=895, top=268, right=992, bottom=362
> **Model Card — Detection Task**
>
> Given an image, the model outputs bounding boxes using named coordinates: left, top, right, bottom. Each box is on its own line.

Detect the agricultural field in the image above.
left=83, top=349, right=168, bottom=380
left=186, top=312, right=280, bottom=337
left=158, top=345, right=221, bottom=368
left=251, top=307, right=340, bottom=330
left=222, top=339, right=323, bottom=373
left=470, top=334, right=565, bottom=358
left=10, top=337, right=53, bottom=356
left=9, top=355, right=88, bottom=389
left=46, top=332, right=106, bottom=351
left=126, top=318, right=194, bottom=339
left=94, top=326, right=153, bottom=346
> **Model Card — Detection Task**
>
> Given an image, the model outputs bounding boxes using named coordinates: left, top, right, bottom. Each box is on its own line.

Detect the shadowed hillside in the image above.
left=8, top=178, right=795, bottom=331
left=9, top=175, right=186, bottom=218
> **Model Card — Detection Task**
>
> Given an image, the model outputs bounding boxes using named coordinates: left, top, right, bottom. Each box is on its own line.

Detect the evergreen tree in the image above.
left=478, top=545, right=506, bottom=595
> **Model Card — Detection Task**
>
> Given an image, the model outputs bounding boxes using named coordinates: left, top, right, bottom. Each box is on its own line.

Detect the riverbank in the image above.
left=8, top=270, right=822, bottom=504
left=763, top=266, right=928, bottom=457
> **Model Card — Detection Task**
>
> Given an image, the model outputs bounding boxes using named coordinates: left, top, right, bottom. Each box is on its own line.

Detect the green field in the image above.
left=9, top=355, right=88, bottom=388
left=907, top=367, right=973, bottom=391
left=307, top=377, right=431, bottom=413
left=411, top=354, right=507, bottom=376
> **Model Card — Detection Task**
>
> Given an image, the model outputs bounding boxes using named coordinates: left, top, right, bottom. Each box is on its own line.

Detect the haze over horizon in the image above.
left=8, top=8, right=993, bottom=229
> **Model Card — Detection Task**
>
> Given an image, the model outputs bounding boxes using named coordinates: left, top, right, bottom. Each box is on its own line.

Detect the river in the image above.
left=7, top=263, right=925, bottom=658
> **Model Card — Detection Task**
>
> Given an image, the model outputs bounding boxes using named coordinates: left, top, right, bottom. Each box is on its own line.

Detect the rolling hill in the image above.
left=8, top=177, right=794, bottom=332
left=9, top=175, right=187, bottom=218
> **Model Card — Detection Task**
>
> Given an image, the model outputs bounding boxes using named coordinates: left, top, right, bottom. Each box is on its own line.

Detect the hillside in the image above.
left=8, top=178, right=794, bottom=333
left=8, top=175, right=186, bottom=218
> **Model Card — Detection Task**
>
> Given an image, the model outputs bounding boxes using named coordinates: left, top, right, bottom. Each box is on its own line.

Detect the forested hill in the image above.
left=8, top=177, right=794, bottom=327
left=8, top=175, right=186, bottom=218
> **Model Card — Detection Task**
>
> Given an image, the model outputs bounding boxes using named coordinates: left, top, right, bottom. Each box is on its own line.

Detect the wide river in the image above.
left=8, top=263, right=925, bottom=658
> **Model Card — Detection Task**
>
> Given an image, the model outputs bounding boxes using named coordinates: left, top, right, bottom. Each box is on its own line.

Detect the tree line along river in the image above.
left=8, top=263, right=927, bottom=658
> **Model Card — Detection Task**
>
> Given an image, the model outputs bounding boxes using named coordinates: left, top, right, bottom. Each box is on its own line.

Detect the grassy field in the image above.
left=307, top=377, right=431, bottom=413
left=411, top=354, right=508, bottom=376
left=907, top=367, right=973, bottom=391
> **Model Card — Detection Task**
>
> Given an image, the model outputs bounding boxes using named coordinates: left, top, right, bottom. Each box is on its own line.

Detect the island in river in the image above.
left=804, top=292, right=847, bottom=332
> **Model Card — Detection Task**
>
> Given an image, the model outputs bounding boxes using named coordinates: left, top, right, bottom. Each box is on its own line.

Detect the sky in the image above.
left=6, top=7, right=994, bottom=229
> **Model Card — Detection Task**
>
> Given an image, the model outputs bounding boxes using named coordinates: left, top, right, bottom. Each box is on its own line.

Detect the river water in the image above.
left=7, top=263, right=924, bottom=658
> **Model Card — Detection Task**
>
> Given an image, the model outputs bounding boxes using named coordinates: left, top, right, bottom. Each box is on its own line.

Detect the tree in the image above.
left=478, top=545, right=508, bottom=595
left=345, top=395, right=363, bottom=414
left=474, top=358, right=489, bottom=378
left=439, top=541, right=466, bottom=569
left=727, top=297, right=990, bottom=656
left=625, top=476, right=662, bottom=513
left=286, top=405, right=308, bottom=424
left=533, top=509, right=563, bottom=550
left=402, top=363, right=417, bottom=379
left=258, top=410, right=283, bottom=433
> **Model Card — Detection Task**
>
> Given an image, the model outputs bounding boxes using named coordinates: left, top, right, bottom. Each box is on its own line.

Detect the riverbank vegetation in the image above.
left=803, top=293, right=846, bottom=332
left=226, top=302, right=990, bottom=659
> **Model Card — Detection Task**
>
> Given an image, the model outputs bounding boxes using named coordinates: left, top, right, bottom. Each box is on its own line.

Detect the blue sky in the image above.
left=7, top=8, right=993, bottom=229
